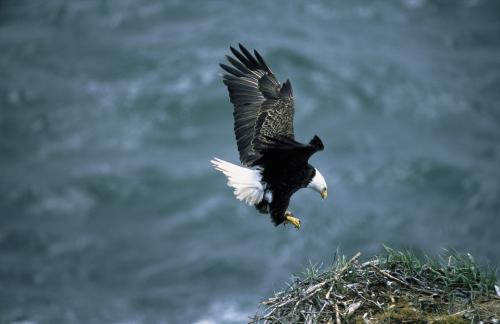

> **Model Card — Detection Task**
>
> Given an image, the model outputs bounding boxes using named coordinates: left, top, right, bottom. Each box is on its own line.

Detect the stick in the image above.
left=368, top=264, right=436, bottom=295
left=335, top=302, right=341, bottom=324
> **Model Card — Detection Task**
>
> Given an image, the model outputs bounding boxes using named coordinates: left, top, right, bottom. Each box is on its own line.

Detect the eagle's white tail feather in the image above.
left=211, top=158, right=264, bottom=205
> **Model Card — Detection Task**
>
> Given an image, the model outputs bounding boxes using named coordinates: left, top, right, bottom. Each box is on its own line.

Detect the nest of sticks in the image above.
left=251, top=248, right=499, bottom=323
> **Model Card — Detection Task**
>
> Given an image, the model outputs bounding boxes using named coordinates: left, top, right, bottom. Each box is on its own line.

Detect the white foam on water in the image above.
left=193, top=300, right=250, bottom=324
left=29, top=187, right=95, bottom=217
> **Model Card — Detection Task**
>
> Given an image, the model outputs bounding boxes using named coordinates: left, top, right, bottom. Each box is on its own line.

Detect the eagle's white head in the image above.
left=307, top=168, right=327, bottom=199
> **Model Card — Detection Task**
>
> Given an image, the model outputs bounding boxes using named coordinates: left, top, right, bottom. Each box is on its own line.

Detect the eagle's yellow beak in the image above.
left=321, top=188, right=328, bottom=200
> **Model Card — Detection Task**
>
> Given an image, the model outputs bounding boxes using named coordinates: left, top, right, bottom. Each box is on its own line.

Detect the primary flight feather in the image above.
left=211, top=44, right=327, bottom=229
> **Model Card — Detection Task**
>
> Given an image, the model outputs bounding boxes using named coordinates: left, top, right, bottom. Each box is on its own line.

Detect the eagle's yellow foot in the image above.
left=284, top=211, right=301, bottom=230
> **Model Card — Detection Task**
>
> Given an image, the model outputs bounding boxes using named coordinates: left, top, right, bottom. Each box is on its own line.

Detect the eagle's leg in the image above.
left=284, top=211, right=301, bottom=230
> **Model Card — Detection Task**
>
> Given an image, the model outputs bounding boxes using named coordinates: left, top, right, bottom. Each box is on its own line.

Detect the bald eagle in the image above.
left=211, top=44, right=327, bottom=229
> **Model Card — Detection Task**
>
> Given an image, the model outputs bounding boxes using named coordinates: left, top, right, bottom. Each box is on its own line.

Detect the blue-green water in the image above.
left=1, top=1, right=500, bottom=323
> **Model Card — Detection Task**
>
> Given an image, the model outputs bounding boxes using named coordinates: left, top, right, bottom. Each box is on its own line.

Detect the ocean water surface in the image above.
left=1, top=1, right=500, bottom=323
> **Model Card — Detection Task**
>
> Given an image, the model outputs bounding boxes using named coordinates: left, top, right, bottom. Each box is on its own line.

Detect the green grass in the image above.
left=381, top=246, right=497, bottom=300
left=252, top=247, right=499, bottom=323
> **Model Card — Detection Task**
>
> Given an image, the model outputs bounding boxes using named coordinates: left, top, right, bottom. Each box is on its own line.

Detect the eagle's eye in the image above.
left=321, top=188, right=328, bottom=200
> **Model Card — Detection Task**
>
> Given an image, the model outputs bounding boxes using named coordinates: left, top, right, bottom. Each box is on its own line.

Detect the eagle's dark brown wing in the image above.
left=220, top=44, right=295, bottom=167
left=253, top=135, right=324, bottom=168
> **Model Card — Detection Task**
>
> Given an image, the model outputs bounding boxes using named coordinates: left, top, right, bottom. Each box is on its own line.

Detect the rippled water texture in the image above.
left=1, top=1, right=499, bottom=323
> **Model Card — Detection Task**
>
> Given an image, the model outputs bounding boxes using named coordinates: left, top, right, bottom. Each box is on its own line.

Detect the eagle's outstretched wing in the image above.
left=220, top=44, right=295, bottom=167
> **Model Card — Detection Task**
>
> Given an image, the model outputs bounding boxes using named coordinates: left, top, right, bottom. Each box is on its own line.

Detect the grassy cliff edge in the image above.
left=252, top=247, right=499, bottom=323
